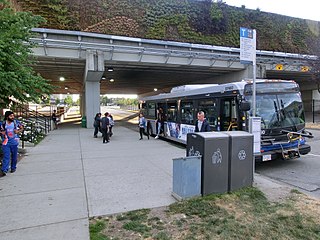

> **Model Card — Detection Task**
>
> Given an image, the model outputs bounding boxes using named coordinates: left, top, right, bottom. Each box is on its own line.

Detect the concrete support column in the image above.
left=79, top=93, right=85, bottom=116
left=211, top=64, right=267, bottom=83
left=243, top=64, right=267, bottom=79
left=83, top=50, right=105, bottom=128
left=301, top=89, right=313, bottom=113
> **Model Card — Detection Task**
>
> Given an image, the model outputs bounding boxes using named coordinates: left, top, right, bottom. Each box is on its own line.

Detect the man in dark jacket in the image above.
left=195, top=111, right=211, bottom=132
left=100, top=112, right=110, bottom=143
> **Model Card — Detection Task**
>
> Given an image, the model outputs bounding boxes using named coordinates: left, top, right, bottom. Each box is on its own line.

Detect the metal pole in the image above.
left=313, top=99, right=315, bottom=123
left=252, top=30, right=257, bottom=117
left=252, top=64, right=256, bottom=117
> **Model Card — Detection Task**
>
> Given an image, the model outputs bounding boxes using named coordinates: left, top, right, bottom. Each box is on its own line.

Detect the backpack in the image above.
left=109, top=117, right=114, bottom=126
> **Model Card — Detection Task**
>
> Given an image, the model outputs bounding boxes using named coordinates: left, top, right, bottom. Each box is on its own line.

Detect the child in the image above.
left=138, top=113, right=149, bottom=140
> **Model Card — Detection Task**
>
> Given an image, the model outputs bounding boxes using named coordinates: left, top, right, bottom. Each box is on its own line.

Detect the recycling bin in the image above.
left=172, top=156, right=201, bottom=200
left=224, top=131, right=254, bottom=192
left=81, top=116, right=87, bottom=128
left=187, top=132, right=229, bottom=195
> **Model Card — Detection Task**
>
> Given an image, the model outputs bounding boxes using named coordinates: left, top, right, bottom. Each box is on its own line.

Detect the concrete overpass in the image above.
left=30, top=28, right=316, bottom=127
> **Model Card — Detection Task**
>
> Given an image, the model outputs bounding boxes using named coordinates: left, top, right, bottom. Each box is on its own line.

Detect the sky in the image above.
left=224, top=0, right=320, bottom=21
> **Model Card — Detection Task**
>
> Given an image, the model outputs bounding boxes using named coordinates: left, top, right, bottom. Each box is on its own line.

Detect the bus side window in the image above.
left=167, top=102, right=177, bottom=122
left=198, top=99, right=218, bottom=129
left=147, top=102, right=156, bottom=118
left=181, top=101, right=194, bottom=124
left=140, top=102, right=146, bottom=113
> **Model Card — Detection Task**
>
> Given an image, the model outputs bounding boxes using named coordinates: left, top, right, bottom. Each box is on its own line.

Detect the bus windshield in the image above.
left=246, top=92, right=305, bottom=129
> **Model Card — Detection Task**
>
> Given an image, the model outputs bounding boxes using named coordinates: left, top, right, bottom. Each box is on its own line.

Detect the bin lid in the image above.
left=187, top=132, right=228, bottom=139
left=172, top=156, right=202, bottom=161
left=221, top=131, right=253, bottom=137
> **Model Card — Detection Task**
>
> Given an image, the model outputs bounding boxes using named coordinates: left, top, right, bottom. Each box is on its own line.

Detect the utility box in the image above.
left=172, top=156, right=201, bottom=200
left=187, top=132, right=229, bottom=195
left=224, top=131, right=254, bottom=192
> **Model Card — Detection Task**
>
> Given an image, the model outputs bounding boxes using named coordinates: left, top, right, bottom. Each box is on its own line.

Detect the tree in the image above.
left=64, top=95, right=73, bottom=106
left=0, top=0, right=53, bottom=108
left=100, top=95, right=111, bottom=106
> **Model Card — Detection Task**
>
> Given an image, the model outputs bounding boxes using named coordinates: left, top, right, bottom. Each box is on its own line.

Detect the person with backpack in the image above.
left=0, top=111, right=24, bottom=177
left=108, top=114, right=115, bottom=137
left=100, top=112, right=110, bottom=143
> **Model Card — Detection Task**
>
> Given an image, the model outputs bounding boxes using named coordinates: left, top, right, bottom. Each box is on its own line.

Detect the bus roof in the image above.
left=140, top=79, right=296, bottom=101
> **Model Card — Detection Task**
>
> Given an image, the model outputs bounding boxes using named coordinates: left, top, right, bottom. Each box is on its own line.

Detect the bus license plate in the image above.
left=262, top=155, right=272, bottom=161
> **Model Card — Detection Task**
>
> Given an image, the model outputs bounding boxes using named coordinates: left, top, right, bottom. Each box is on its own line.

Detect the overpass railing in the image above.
left=30, top=28, right=317, bottom=69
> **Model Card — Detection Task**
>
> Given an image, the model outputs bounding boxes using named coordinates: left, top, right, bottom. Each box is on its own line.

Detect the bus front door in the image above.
left=220, top=98, right=238, bottom=131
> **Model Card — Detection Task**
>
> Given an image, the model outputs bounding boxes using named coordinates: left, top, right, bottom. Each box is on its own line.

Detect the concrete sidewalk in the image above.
left=0, top=126, right=89, bottom=240
left=0, top=122, right=185, bottom=240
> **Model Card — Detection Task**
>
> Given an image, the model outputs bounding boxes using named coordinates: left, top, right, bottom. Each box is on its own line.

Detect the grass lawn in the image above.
left=89, top=187, right=320, bottom=240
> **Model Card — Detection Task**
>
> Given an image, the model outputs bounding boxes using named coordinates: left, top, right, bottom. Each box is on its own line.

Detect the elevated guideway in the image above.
left=29, top=28, right=316, bottom=127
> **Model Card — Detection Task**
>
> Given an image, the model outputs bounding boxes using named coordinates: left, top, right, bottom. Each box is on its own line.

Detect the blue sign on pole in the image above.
left=240, top=27, right=257, bottom=118
left=240, top=27, right=256, bottom=65
left=240, top=27, right=254, bottom=39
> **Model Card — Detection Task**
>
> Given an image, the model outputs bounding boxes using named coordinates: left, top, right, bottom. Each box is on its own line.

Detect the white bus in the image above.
left=139, top=79, right=313, bottom=162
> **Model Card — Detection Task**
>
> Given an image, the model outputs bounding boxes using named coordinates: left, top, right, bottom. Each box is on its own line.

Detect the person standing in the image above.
left=100, top=112, right=110, bottom=143
left=155, top=107, right=165, bottom=139
left=93, top=113, right=101, bottom=138
left=0, top=111, right=24, bottom=177
left=52, top=110, right=58, bottom=129
left=195, top=111, right=211, bottom=132
left=138, top=113, right=149, bottom=140
left=108, top=114, right=114, bottom=137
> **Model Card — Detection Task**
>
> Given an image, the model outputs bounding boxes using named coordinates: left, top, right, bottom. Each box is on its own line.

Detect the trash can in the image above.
left=224, top=131, right=254, bottom=192
left=187, top=132, right=229, bottom=195
left=81, top=116, right=87, bottom=128
left=172, top=156, right=201, bottom=200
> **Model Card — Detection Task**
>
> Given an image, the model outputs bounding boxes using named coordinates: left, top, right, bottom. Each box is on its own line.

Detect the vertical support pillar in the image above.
left=79, top=93, right=84, bottom=116
left=210, top=64, right=266, bottom=84
left=85, top=82, right=100, bottom=128
left=244, top=64, right=266, bottom=79
left=83, top=50, right=105, bottom=128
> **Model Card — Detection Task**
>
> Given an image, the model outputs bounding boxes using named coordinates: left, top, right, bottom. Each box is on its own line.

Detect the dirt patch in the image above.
left=293, top=194, right=320, bottom=224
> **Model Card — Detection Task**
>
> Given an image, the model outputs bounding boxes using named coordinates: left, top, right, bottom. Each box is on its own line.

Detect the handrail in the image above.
left=8, top=105, right=54, bottom=147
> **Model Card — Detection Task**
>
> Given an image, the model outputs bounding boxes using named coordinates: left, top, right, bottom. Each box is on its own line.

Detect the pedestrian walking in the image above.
left=0, top=111, right=24, bottom=177
left=100, top=112, right=110, bottom=143
left=138, top=113, right=149, bottom=140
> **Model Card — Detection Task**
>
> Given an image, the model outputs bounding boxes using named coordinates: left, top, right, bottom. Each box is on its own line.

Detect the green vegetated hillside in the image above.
left=13, top=0, right=320, bottom=54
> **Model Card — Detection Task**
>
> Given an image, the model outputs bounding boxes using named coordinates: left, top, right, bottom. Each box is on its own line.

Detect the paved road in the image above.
left=256, top=129, right=320, bottom=199
left=108, top=108, right=320, bottom=199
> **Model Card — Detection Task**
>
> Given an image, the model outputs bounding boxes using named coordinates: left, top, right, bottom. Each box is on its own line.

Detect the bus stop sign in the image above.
left=240, top=27, right=256, bottom=65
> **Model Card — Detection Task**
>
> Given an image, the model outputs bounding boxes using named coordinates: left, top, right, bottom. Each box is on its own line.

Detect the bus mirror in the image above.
left=240, top=101, right=251, bottom=111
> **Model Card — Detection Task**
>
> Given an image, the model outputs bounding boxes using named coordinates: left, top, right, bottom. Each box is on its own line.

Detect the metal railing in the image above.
left=10, top=105, right=53, bottom=147
left=30, top=28, right=317, bottom=69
